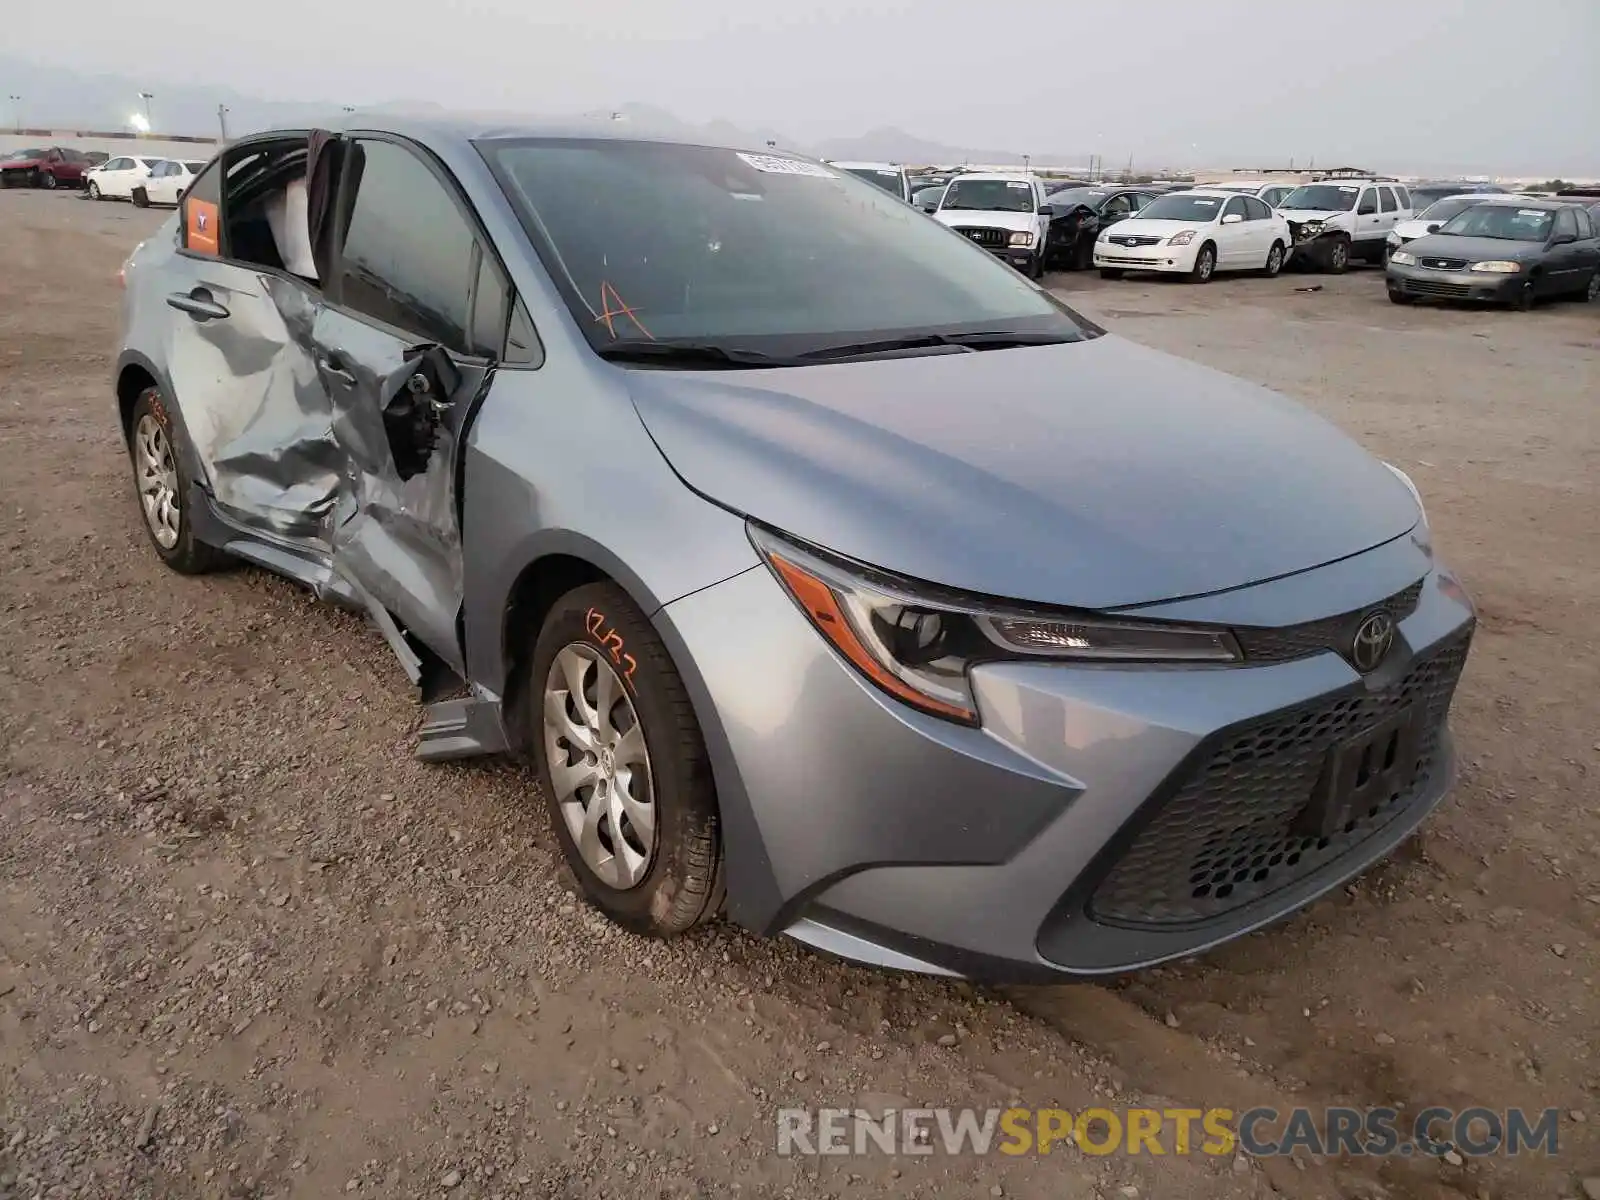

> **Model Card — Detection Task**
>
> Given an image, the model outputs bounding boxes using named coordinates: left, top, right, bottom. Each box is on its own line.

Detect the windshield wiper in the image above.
left=595, top=339, right=792, bottom=369
left=798, top=330, right=1076, bottom=362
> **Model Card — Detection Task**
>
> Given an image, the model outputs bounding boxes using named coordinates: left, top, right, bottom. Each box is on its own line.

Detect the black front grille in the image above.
left=1419, top=257, right=1466, bottom=271
left=955, top=226, right=1007, bottom=248
left=1404, top=278, right=1472, bottom=299
left=1234, top=580, right=1424, bottom=666
left=1089, top=630, right=1471, bottom=927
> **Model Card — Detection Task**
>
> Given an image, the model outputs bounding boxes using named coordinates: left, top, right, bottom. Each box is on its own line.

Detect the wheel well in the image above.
left=117, top=364, right=157, bottom=440
left=499, top=554, right=609, bottom=752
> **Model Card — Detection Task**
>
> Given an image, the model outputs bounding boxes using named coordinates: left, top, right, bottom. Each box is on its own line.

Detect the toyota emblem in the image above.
left=1350, top=611, right=1395, bottom=672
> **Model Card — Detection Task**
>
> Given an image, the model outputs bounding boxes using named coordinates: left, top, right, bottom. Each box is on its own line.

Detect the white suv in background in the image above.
left=1276, top=179, right=1413, bottom=271
left=85, top=156, right=165, bottom=202
left=932, top=172, right=1055, bottom=277
left=1207, top=180, right=1295, bottom=208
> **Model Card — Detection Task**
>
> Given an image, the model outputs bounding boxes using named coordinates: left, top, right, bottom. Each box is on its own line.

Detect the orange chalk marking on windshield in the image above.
left=594, top=281, right=653, bottom=340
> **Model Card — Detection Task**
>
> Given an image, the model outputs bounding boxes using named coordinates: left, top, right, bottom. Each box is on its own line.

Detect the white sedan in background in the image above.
left=136, top=158, right=210, bottom=206
left=84, top=156, right=166, bottom=202
left=1094, top=188, right=1292, bottom=282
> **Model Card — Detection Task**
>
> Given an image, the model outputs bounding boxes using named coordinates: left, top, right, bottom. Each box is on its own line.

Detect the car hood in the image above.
left=1099, top=218, right=1210, bottom=239
left=1277, top=208, right=1346, bottom=223
left=625, top=336, right=1419, bottom=609
left=0, top=156, right=45, bottom=167
left=1392, top=218, right=1437, bottom=239
left=933, top=210, right=1036, bottom=234
left=1402, top=234, right=1541, bottom=262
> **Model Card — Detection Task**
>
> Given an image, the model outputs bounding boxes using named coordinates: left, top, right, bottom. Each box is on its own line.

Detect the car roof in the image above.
left=829, top=160, right=902, bottom=170
left=1162, top=188, right=1243, bottom=199
left=1466, top=196, right=1572, bottom=212
left=949, top=172, right=1035, bottom=184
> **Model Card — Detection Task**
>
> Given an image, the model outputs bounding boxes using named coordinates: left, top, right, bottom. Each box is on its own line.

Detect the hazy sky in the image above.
left=14, top=0, right=1600, bottom=169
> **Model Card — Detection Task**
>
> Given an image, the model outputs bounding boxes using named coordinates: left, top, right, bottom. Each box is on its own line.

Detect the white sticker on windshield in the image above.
left=1006, top=181, right=1030, bottom=189
left=1339, top=185, right=1358, bottom=192
left=1192, top=198, right=1218, bottom=205
left=736, top=152, right=834, bottom=177
left=1516, top=209, right=1545, bottom=217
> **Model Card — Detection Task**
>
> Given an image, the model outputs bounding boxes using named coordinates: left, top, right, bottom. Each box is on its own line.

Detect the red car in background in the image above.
left=0, top=146, right=94, bottom=190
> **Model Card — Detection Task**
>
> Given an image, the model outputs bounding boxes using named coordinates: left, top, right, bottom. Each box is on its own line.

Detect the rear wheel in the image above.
left=38, top=170, right=57, bottom=191
left=1261, top=241, right=1285, bottom=277
left=1579, top=270, right=1599, bottom=303
left=1188, top=243, right=1216, bottom=283
left=530, top=581, right=724, bottom=938
left=126, top=388, right=228, bottom=574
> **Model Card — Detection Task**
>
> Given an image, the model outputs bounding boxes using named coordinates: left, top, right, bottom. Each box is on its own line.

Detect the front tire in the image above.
left=126, top=388, right=228, bottom=574
left=530, top=582, right=724, bottom=938
left=1325, top=236, right=1350, bottom=274
left=1188, top=243, right=1216, bottom=283
left=131, top=186, right=149, bottom=208
left=87, top=180, right=102, bottom=200
left=39, top=170, right=57, bottom=191
left=1388, top=288, right=1414, bottom=305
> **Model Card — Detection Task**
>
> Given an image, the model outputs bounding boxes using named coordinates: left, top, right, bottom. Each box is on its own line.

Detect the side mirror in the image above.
left=1550, top=232, right=1576, bottom=246
left=1037, top=204, right=1056, bottom=218
left=1222, top=213, right=1243, bottom=224
left=1426, top=223, right=1441, bottom=233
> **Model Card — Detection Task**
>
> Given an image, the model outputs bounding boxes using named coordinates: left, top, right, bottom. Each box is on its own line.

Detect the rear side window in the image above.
left=1575, top=207, right=1595, bottom=239
left=180, top=159, right=223, bottom=256
left=1394, top=186, right=1410, bottom=209
left=334, top=138, right=478, bottom=352
left=1242, top=196, right=1272, bottom=220
left=1554, top=208, right=1578, bottom=239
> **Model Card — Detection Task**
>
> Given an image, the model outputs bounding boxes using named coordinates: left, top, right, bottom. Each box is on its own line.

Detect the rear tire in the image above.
left=126, top=388, right=229, bottom=574
left=1578, top=270, right=1599, bottom=303
left=1261, top=241, right=1285, bottom=277
left=39, top=171, right=57, bottom=191
left=1099, top=268, right=1124, bottom=280
left=529, top=581, right=724, bottom=939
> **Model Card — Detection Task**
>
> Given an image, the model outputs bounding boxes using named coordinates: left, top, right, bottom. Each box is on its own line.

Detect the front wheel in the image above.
left=1029, top=250, right=1046, bottom=280
left=87, top=181, right=102, bottom=200
left=1325, top=236, right=1350, bottom=274
left=1388, top=288, right=1414, bottom=305
left=1513, top=281, right=1535, bottom=311
left=1261, top=241, right=1285, bottom=277
left=131, top=186, right=149, bottom=208
left=530, top=581, right=724, bottom=938
left=1188, top=243, right=1216, bottom=283
left=126, top=388, right=229, bottom=574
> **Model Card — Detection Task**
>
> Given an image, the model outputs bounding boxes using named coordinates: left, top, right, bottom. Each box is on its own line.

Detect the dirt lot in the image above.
left=0, top=188, right=1595, bottom=1200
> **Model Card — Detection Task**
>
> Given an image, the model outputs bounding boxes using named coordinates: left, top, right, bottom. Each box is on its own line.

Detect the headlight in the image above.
left=751, top=526, right=1241, bottom=725
left=1300, top=221, right=1324, bottom=237
left=1168, top=230, right=1196, bottom=246
left=1388, top=250, right=1416, bottom=266
left=1008, top=231, right=1034, bottom=247
left=1469, top=260, right=1522, bottom=273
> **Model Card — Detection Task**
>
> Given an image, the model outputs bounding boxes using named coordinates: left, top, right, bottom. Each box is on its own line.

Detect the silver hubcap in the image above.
left=1588, top=274, right=1599, bottom=301
left=134, top=413, right=180, bottom=549
left=1268, top=246, right=1282, bottom=272
left=544, top=644, right=655, bottom=889
left=1198, top=251, right=1213, bottom=279
left=1333, top=244, right=1347, bottom=267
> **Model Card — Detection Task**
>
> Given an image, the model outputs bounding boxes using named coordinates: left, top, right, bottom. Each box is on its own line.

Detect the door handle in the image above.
left=165, top=289, right=230, bottom=321
left=318, top=353, right=357, bottom=386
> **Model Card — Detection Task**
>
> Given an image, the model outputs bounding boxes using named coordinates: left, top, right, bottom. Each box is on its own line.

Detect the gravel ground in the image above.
left=1, top=188, right=1596, bottom=1200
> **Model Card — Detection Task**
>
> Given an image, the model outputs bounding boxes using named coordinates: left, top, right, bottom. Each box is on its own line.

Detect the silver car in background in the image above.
left=114, top=114, right=1476, bottom=979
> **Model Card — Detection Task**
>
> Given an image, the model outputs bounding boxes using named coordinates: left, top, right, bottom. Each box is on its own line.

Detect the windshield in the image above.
left=1417, top=196, right=1488, bottom=223
left=1279, top=184, right=1360, bottom=211
left=1438, top=205, right=1553, bottom=241
left=1046, top=187, right=1109, bottom=209
left=1135, top=194, right=1224, bottom=222
left=484, top=139, right=1092, bottom=355
left=184, top=161, right=207, bottom=173
left=940, top=178, right=1036, bottom=213
left=840, top=166, right=904, bottom=196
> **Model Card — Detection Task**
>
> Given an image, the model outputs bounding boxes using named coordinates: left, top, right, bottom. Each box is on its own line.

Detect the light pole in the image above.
left=6, top=94, right=20, bottom=129
left=217, top=103, right=229, bottom=144
left=138, top=91, right=153, bottom=132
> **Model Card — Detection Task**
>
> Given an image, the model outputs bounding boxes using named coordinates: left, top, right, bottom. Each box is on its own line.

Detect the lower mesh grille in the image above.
left=1089, top=630, right=1471, bottom=927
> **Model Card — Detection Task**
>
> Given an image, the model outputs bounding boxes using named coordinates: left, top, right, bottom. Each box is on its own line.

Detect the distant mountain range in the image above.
left=1, top=57, right=1082, bottom=167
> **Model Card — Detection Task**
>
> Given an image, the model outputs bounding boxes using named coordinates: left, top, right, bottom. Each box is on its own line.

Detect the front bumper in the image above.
left=1386, top=262, right=1525, bottom=304
left=1092, top=240, right=1197, bottom=273
left=658, top=536, right=1476, bottom=979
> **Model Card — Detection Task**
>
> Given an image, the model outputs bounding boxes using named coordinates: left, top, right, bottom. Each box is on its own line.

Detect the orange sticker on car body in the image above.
left=185, top=198, right=220, bottom=256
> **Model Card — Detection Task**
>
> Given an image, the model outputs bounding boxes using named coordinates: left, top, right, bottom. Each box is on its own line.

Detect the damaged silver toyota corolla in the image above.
left=114, top=113, right=1476, bottom=979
